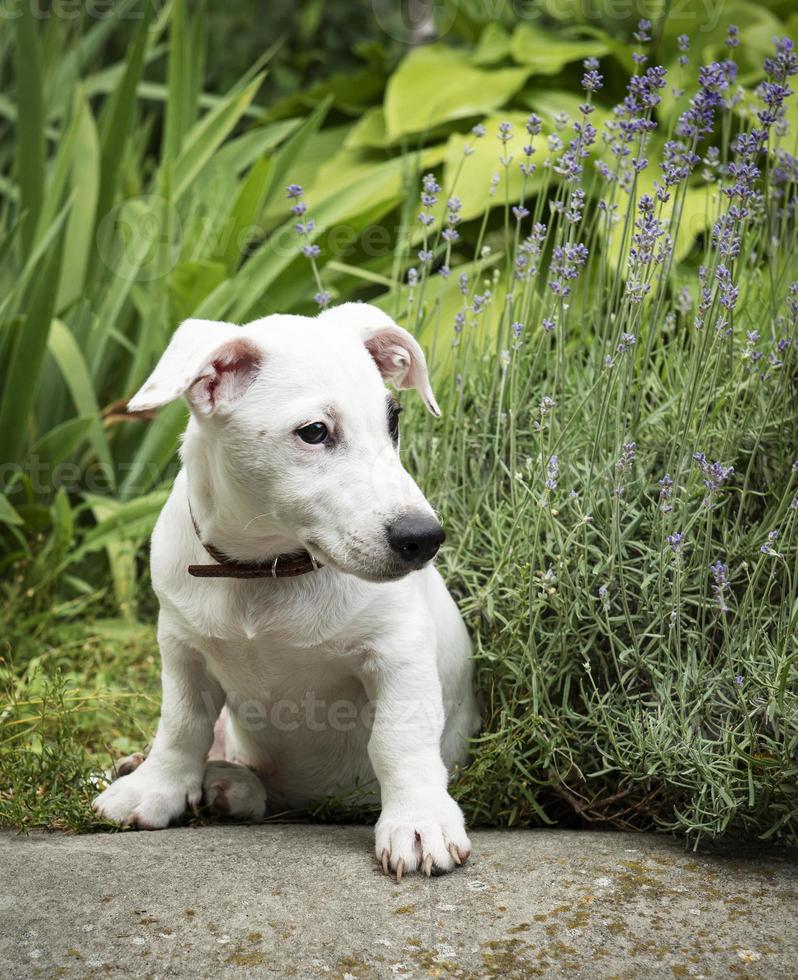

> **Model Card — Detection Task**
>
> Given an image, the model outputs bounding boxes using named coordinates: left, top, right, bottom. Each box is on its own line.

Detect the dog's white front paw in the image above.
left=92, top=760, right=202, bottom=829
left=202, top=760, right=267, bottom=821
left=375, top=792, right=471, bottom=879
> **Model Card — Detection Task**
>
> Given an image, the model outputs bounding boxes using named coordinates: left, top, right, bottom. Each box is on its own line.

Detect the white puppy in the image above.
left=92, top=303, right=480, bottom=878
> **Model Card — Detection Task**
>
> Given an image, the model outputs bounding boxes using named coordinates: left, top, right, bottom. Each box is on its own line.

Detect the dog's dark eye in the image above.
left=388, top=400, right=401, bottom=444
left=297, top=422, right=329, bottom=445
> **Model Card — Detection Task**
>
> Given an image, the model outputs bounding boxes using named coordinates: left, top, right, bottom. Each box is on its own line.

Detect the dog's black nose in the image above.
left=386, top=513, right=445, bottom=566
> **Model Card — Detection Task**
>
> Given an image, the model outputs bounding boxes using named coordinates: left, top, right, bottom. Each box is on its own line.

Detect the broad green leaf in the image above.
left=344, top=107, right=389, bottom=150
left=472, top=22, right=512, bottom=66
left=47, top=319, right=114, bottom=487
left=510, top=23, right=609, bottom=74
left=384, top=45, right=531, bottom=141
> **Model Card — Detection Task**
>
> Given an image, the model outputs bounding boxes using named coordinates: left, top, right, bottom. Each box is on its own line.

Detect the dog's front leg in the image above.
left=93, top=630, right=223, bottom=829
left=364, top=639, right=471, bottom=878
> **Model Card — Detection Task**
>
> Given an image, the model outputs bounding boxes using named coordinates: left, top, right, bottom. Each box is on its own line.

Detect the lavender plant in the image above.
left=295, top=31, right=798, bottom=843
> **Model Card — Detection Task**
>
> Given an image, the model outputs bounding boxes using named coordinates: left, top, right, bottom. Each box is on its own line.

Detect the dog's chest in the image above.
left=170, top=568, right=378, bottom=651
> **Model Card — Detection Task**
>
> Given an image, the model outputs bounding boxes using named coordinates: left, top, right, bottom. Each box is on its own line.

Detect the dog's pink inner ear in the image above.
left=364, top=329, right=440, bottom=416
left=188, top=339, right=263, bottom=416
left=365, top=333, right=415, bottom=388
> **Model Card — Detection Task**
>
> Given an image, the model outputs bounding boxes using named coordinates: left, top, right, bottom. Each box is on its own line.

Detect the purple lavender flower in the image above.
left=548, top=243, right=589, bottom=297
left=666, top=531, right=685, bottom=554
left=715, top=264, right=739, bottom=312
left=677, top=34, right=690, bottom=68
left=546, top=455, right=559, bottom=491
left=313, top=291, right=331, bottom=309
left=633, top=18, right=651, bottom=44
left=582, top=59, right=604, bottom=93
left=418, top=173, right=441, bottom=228
left=760, top=529, right=784, bottom=557
left=615, top=442, right=637, bottom=475
left=658, top=473, right=673, bottom=512
left=693, top=453, right=734, bottom=508
left=709, top=559, right=730, bottom=612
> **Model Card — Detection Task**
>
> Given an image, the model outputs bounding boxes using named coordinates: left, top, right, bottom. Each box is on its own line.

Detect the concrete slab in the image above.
left=1, top=825, right=796, bottom=978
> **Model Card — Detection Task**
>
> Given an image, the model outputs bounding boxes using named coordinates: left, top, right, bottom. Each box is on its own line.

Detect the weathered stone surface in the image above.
left=1, top=825, right=796, bottom=978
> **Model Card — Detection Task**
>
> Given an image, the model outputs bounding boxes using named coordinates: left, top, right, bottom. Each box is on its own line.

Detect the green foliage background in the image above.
left=1, top=0, right=797, bottom=843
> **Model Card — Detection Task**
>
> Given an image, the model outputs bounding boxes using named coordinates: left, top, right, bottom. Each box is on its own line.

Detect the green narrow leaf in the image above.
left=162, top=0, right=190, bottom=163
left=30, top=416, right=94, bottom=469
left=56, top=89, right=100, bottom=312
left=216, top=156, right=271, bottom=273
left=171, top=72, right=267, bottom=201
left=0, top=494, right=23, bottom=526
left=47, top=319, right=115, bottom=488
left=94, top=0, right=154, bottom=233
left=0, top=236, right=63, bottom=465
left=14, top=3, right=45, bottom=255
left=120, top=400, right=187, bottom=499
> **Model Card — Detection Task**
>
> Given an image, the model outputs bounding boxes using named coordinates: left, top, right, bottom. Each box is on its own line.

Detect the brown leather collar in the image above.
left=187, top=505, right=322, bottom=579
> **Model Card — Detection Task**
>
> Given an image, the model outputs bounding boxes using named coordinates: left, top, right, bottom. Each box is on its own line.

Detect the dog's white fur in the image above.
left=92, top=303, right=480, bottom=876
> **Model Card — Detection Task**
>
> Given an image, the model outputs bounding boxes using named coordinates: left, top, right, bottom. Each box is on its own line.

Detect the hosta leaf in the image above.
left=472, top=22, right=513, bottom=66
left=384, top=45, right=530, bottom=140
left=510, top=23, right=609, bottom=74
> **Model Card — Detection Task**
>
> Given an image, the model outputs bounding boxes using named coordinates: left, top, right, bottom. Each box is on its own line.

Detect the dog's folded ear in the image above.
left=128, top=318, right=263, bottom=417
left=322, top=303, right=441, bottom=417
